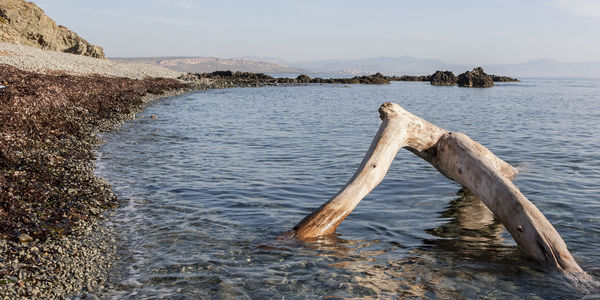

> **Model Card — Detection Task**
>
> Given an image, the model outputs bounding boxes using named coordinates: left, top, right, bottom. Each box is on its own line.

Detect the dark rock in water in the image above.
left=429, top=71, right=457, bottom=86
left=457, top=67, right=494, bottom=87
left=211, top=70, right=234, bottom=77
left=179, top=69, right=514, bottom=88
left=358, top=72, right=389, bottom=84
left=491, top=75, right=519, bottom=82
left=323, top=73, right=391, bottom=85
left=389, top=70, right=516, bottom=86
left=179, top=71, right=390, bottom=88
left=296, top=74, right=311, bottom=83
left=390, top=75, right=430, bottom=82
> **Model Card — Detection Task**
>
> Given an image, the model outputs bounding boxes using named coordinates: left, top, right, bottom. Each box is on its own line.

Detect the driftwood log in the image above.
left=292, top=102, right=593, bottom=284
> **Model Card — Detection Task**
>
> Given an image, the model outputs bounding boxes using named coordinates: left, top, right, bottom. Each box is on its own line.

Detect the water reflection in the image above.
left=294, top=189, right=554, bottom=298
left=423, top=189, right=512, bottom=261
left=96, top=81, right=600, bottom=298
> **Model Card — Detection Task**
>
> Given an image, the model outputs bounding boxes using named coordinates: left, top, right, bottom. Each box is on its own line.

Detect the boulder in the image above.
left=0, top=0, right=105, bottom=58
left=354, top=73, right=389, bottom=85
left=491, top=75, right=519, bottom=82
left=296, top=74, right=311, bottom=83
left=391, top=75, right=430, bottom=82
left=429, top=71, right=457, bottom=86
left=457, top=67, right=494, bottom=87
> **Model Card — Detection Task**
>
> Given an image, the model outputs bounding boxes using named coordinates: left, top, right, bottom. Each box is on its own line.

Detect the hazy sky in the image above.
left=34, top=0, right=600, bottom=64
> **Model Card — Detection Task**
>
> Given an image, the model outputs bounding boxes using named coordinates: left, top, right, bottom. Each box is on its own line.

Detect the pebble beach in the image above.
left=0, top=44, right=191, bottom=299
left=0, top=42, right=182, bottom=79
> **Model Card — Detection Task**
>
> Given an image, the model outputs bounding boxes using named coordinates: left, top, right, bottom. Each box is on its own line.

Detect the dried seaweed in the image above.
left=0, top=64, right=188, bottom=241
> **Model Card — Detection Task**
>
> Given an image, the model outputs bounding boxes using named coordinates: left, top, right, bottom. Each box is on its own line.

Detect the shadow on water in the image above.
left=423, top=188, right=511, bottom=258
left=263, top=189, right=593, bottom=299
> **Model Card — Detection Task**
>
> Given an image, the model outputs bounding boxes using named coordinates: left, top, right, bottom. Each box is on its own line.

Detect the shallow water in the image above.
left=95, top=79, right=600, bottom=298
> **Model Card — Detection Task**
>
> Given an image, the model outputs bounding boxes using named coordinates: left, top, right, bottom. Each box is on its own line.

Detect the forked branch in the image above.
left=292, top=102, right=590, bottom=281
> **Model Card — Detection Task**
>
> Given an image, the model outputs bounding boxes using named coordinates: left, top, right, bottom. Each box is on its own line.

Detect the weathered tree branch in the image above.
left=292, top=102, right=591, bottom=282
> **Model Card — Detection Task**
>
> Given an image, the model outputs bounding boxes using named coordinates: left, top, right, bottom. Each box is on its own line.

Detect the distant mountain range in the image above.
left=110, top=57, right=307, bottom=75
left=483, top=59, right=600, bottom=78
left=111, top=56, right=600, bottom=78
left=292, top=56, right=454, bottom=76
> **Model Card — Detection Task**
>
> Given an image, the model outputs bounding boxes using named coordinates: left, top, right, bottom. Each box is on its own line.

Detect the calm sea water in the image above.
left=95, top=79, right=600, bottom=298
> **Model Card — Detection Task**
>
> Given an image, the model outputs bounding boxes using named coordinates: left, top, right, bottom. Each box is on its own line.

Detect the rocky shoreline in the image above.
left=0, top=58, right=521, bottom=299
left=390, top=67, right=519, bottom=87
left=179, top=70, right=392, bottom=88
left=179, top=68, right=518, bottom=89
left=0, top=64, right=190, bottom=299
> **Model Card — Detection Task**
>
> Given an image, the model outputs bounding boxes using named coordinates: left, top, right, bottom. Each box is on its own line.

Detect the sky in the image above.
left=34, top=0, right=600, bottom=65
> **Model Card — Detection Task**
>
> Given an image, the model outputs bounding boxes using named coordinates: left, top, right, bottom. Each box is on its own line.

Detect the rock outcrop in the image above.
left=388, top=75, right=428, bottom=82
left=296, top=74, right=312, bottom=83
left=457, top=67, right=494, bottom=87
left=179, top=69, right=515, bottom=89
left=179, top=71, right=391, bottom=89
left=491, top=75, right=519, bottom=82
left=389, top=70, right=517, bottom=85
left=429, top=70, right=458, bottom=86
left=0, top=0, right=105, bottom=58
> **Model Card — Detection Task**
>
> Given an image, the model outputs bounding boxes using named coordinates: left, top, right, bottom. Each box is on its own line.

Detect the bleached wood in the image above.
left=292, top=102, right=592, bottom=282
left=293, top=102, right=516, bottom=238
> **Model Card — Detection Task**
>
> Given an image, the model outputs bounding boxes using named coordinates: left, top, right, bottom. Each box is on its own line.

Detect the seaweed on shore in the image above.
left=0, top=64, right=188, bottom=242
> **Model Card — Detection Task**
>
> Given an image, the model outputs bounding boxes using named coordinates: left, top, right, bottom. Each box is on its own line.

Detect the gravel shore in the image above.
left=0, top=217, right=117, bottom=299
left=0, top=42, right=182, bottom=79
left=1, top=43, right=386, bottom=299
left=0, top=43, right=318, bottom=299
left=0, top=62, right=190, bottom=299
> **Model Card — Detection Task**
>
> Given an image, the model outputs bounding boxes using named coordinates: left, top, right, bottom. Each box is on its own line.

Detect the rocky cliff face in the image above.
left=0, top=0, right=104, bottom=58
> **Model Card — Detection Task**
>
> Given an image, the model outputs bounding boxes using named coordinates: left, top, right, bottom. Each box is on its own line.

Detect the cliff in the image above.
left=0, top=0, right=104, bottom=58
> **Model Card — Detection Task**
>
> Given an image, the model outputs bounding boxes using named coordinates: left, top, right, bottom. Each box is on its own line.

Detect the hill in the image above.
left=292, top=56, right=460, bottom=75
left=287, top=56, right=600, bottom=78
left=0, top=0, right=104, bottom=58
left=110, top=57, right=308, bottom=75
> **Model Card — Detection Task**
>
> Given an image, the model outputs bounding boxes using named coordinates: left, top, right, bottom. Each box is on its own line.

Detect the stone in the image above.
left=457, top=67, right=494, bottom=87
left=429, top=71, right=458, bottom=86
left=84, top=293, right=100, bottom=300
left=17, top=234, right=33, bottom=243
left=491, top=75, right=519, bottom=82
left=296, top=74, right=311, bottom=83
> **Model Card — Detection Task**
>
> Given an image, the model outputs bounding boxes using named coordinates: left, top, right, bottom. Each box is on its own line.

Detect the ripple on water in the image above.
left=96, top=81, right=600, bottom=298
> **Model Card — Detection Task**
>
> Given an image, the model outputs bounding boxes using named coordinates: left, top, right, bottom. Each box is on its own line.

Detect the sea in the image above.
left=94, top=78, right=600, bottom=298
